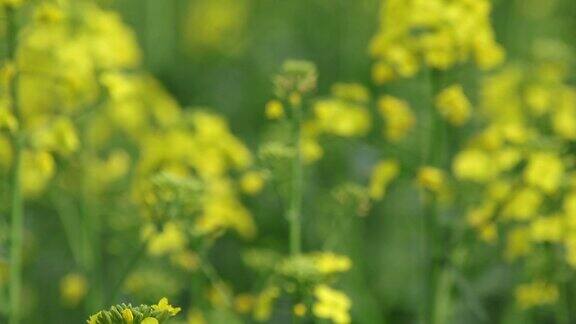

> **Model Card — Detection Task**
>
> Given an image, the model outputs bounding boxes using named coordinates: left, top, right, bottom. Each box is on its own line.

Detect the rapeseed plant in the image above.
left=1, top=0, right=575, bottom=323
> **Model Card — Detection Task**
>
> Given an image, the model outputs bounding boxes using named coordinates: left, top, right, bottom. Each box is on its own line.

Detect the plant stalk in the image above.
left=288, top=99, right=303, bottom=256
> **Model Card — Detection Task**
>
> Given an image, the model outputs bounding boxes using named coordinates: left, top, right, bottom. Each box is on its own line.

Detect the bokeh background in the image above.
left=3, top=0, right=576, bottom=323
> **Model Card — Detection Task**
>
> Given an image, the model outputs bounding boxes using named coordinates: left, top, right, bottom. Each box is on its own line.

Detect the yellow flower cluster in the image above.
left=87, top=297, right=180, bottom=324
left=312, top=83, right=371, bottom=138
left=313, top=285, right=351, bottom=324
left=452, top=50, right=576, bottom=307
left=0, top=1, right=141, bottom=197
left=368, top=159, right=400, bottom=200
left=369, top=0, right=505, bottom=84
left=436, top=84, right=472, bottom=126
left=251, top=251, right=352, bottom=322
left=378, top=96, right=415, bottom=142
left=515, top=281, right=558, bottom=309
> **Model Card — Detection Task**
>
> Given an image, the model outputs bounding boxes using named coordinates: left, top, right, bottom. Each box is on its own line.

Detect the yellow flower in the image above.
left=368, top=159, right=400, bottom=200
left=417, top=167, right=445, bottom=193
left=436, top=84, right=472, bottom=126
left=187, top=308, right=206, bottom=324
left=121, top=309, right=134, bottom=324
left=254, top=286, right=280, bottom=321
left=183, top=0, right=249, bottom=55
left=453, top=149, right=494, bottom=182
left=240, top=171, right=265, bottom=195
left=479, top=223, right=498, bottom=243
left=502, top=188, right=542, bottom=221
left=313, top=252, right=352, bottom=274
left=147, top=222, right=188, bottom=256
left=141, top=318, right=159, bottom=324
left=22, top=150, right=55, bottom=197
left=466, top=203, right=494, bottom=228
left=505, top=227, right=532, bottom=261
left=525, top=85, right=552, bottom=115
left=523, top=152, right=564, bottom=194
left=372, top=62, right=395, bottom=85
left=265, top=100, right=284, bottom=120
left=234, top=293, right=255, bottom=314
left=530, top=216, right=563, bottom=242
left=152, top=297, right=181, bottom=316
left=60, top=273, right=88, bottom=307
left=378, top=96, right=415, bottom=142
left=313, top=285, right=351, bottom=324
left=313, top=99, right=371, bottom=137
left=294, top=303, right=307, bottom=317
left=331, top=83, right=370, bottom=103
left=302, top=137, right=324, bottom=164
left=370, top=0, right=504, bottom=82
left=515, top=281, right=558, bottom=309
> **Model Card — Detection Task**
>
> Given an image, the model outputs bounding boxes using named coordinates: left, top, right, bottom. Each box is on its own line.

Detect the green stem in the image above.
left=107, top=238, right=149, bottom=304
left=199, top=259, right=233, bottom=308
left=5, top=5, right=23, bottom=324
left=422, top=69, right=444, bottom=324
left=288, top=100, right=303, bottom=256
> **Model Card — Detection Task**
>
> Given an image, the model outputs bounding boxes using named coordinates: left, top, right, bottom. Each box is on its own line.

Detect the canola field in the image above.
left=1, top=0, right=576, bottom=323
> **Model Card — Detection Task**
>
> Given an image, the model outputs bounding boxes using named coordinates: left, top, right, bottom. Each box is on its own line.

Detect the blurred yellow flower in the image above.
left=368, top=159, right=400, bottom=200
left=59, top=273, right=88, bottom=307
left=265, top=100, right=285, bottom=120
left=453, top=149, right=493, bottom=182
left=240, top=171, right=266, bottom=195
left=152, top=297, right=181, bottom=316
left=313, top=285, right=351, bottom=324
left=313, top=252, right=352, bottom=274
left=515, top=281, right=558, bottom=309
left=523, top=152, right=564, bottom=194
left=417, top=167, right=446, bottom=193
left=378, top=96, right=415, bottom=142
left=436, top=84, right=472, bottom=126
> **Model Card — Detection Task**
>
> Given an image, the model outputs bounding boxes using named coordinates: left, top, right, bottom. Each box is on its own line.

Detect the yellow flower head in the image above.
left=313, top=252, right=352, bottom=274
left=240, top=171, right=266, bottom=195
left=121, top=309, right=134, bottom=324
left=152, top=297, right=181, bottom=316
left=523, top=152, right=564, bottom=194
left=378, top=96, right=415, bottom=142
left=60, top=273, right=88, bottom=307
left=436, top=84, right=472, bottom=126
left=265, top=100, right=285, bottom=120
left=515, top=281, right=558, bottom=309
left=313, top=99, right=371, bottom=137
left=313, top=285, right=351, bottom=324
left=368, top=159, right=400, bottom=200
left=417, top=167, right=446, bottom=193
left=453, top=149, right=494, bottom=182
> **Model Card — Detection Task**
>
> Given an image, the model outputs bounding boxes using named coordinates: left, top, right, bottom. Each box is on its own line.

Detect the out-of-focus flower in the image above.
left=60, top=273, right=88, bottom=307
left=312, top=285, right=351, bottom=324
left=436, top=84, right=472, bottom=126
left=378, top=96, right=415, bottom=142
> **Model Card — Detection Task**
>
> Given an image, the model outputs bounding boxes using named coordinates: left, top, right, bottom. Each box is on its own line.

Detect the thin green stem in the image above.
left=288, top=100, right=303, bottom=256
left=421, top=69, right=444, bottom=324
left=107, top=238, right=149, bottom=304
left=5, top=5, right=23, bottom=324
left=198, top=259, right=233, bottom=308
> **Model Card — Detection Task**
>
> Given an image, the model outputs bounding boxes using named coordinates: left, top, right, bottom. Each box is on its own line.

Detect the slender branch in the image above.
left=288, top=99, right=303, bottom=255
left=106, top=238, right=149, bottom=304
